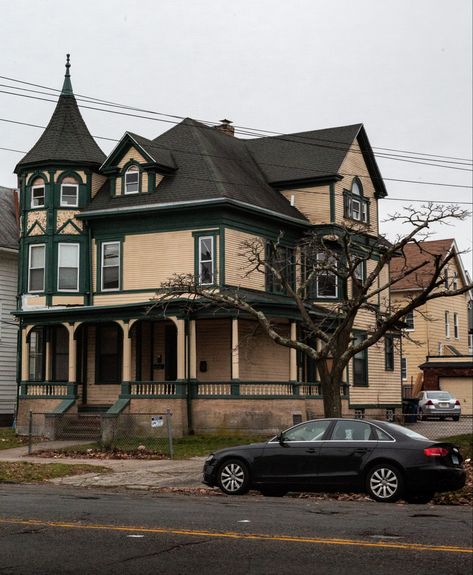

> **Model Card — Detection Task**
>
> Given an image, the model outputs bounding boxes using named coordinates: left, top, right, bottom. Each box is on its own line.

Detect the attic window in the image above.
left=344, top=179, right=369, bottom=223
left=124, top=166, right=139, bottom=194
left=31, top=185, right=45, bottom=208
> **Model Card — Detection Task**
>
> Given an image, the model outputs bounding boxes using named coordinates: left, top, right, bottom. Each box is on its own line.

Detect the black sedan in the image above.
left=203, top=418, right=466, bottom=503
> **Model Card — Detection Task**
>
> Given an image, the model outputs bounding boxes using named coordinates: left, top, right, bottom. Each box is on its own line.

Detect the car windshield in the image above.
left=382, top=422, right=429, bottom=440
left=426, top=392, right=451, bottom=400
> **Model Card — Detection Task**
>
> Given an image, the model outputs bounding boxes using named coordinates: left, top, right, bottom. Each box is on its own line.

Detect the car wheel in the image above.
left=404, top=492, right=434, bottom=504
left=417, top=409, right=424, bottom=422
left=217, top=459, right=250, bottom=495
left=453, top=416, right=460, bottom=422
left=259, top=487, right=287, bottom=497
left=440, top=416, right=445, bottom=421
left=366, top=464, right=404, bottom=503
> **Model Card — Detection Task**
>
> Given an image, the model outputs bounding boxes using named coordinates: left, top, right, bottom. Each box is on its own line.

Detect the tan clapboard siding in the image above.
left=350, top=337, right=402, bottom=405
left=91, top=174, right=107, bottom=198
left=335, top=140, right=378, bottom=234
left=117, top=147, right=147, bottom=169
left=281, top=185, right=331, bottom=224
left=239, top=320, right=290, bottom=381
left=93, top=292, right=157, bottom=306
left=392, top=282, right=470, bottom=385
left=52, top=296, right=84, bottom=306
left=225, top=228, right=265, bottom=290
left=124, top=231, right=195, bottom=289
left=196, top=319, right=232, bottom=381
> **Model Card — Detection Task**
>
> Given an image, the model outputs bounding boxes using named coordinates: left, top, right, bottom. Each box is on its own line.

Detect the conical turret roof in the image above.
left=15, top=55, right=105, bottom=173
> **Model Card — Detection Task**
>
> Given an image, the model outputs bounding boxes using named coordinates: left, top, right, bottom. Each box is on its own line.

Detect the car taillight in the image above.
left=455, top=400, right=460, bottom=406
left=424, top=447, right=449, bottom=457
left=425, top=400, right=434, bottom=406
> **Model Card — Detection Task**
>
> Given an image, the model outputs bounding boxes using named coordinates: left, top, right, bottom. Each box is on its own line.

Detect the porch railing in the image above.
left=19, top=381, right=75, bottom=399
left=121, top=381, right=349, bottom=399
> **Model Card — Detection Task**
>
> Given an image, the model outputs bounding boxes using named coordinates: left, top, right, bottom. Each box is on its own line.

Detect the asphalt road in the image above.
left=0, top=485, right=471, bottom=575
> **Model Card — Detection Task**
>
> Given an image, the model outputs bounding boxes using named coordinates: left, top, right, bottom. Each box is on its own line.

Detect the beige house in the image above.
left=391, top=239, right=473, bottom=414
left=14, top=58, right=401, bottom=436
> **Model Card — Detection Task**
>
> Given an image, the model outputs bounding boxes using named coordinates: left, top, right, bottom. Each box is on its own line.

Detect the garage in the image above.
left=440, top=377, right=473, bottom=416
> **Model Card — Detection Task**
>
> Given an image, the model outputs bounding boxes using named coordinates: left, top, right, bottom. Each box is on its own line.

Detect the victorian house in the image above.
left=14, top=59, right=401, bottom=436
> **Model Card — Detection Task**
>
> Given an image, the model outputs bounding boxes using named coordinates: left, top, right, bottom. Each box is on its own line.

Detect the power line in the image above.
left=1, top=76, right=472, bottom=168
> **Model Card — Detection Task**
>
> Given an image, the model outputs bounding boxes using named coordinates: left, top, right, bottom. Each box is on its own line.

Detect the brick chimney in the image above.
left=215, top=119, right=235, bottom=136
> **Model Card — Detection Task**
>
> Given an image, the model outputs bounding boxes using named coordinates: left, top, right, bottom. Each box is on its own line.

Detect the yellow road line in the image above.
left=0, top=517, right=471, bottom=554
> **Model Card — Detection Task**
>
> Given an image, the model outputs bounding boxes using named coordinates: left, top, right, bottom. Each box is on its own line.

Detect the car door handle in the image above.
left=354, top=448, right=369, bottom=454
left=306, top=448, right=317, bottom=454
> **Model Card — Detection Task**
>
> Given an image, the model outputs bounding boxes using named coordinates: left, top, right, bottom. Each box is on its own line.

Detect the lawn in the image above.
left=0, top=461, right=110, bottom=483
left=0, top=428, right=29, bottom=450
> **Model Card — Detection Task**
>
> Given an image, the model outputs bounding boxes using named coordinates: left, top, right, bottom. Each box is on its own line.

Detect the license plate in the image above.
left=452, top=454, right=459, bottom=464
left=439, top=403, right=448, bottom=408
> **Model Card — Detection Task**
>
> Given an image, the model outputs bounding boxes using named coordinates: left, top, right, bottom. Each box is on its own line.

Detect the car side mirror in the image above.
left=277, top=432, right=286, bottom=445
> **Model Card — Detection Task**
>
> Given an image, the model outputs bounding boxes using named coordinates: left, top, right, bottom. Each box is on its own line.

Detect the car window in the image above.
left=329, top=420, right=373, bottom=441
left=426, top=391, right=451, bottom=400
left=283, top=420, right=331, bottom=442
left=372, top=426, right=393, bottom=441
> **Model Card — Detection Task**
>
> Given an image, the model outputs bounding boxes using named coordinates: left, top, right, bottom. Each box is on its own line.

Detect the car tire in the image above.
left=217, top=459, right=250, bottom=495
left=453, top=416, right=460, bottom=422
left=259, top=487, right=287, bottom=497
left=417, top=409, right=424, bottom=422
left=404, top=492, right=434, bottom=504
left=366, top=464, right=404, bottom=503
left=440, top=416, right=445, bottom=421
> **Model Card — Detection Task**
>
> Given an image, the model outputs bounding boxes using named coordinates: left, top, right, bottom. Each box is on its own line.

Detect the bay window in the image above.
left=28, top=244, right=46, bottom=293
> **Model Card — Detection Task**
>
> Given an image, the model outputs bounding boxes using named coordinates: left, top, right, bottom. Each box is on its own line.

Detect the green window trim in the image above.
left=193, top=230, right=220, bottom=287
left=96, top=238, right=124, bottom=293
left=385, top=334, right=395, bottom=371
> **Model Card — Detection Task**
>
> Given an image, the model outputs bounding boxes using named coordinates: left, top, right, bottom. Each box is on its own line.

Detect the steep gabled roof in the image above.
left=85, top=118, right=307, bottom=221
left=14, top=57, right=105, bottom=173
left=390, top=239, right=467, bottom=291
left=101, top=132, right=176, bottom=172
left=0, top=187, right=19, bottom=251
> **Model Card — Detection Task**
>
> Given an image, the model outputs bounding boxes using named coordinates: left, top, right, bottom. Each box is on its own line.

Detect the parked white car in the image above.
left=417, top=391, right=461, bottom=421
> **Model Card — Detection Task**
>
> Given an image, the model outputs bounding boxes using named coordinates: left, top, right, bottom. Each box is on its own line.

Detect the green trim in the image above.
left=193, top=230, right=220, bottom=287
left=107, top=398, right=130, bottom=414
left=120, top=160, right=143, bottom=197
left=219, top=226, right=226, bottom=287
left=95, top=238, right=123, bottom=293
left=51, top=398, right=76, bottom=413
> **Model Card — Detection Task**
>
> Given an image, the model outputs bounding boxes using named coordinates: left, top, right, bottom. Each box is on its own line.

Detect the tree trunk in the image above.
left=318, top=360, right=343, bottom=417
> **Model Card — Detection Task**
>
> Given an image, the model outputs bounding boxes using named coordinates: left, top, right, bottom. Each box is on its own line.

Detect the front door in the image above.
left=165, top=324, right=177, bottom=381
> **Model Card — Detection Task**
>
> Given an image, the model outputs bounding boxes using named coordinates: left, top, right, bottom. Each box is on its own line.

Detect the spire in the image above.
left=61, top=53, right=73, bottom=96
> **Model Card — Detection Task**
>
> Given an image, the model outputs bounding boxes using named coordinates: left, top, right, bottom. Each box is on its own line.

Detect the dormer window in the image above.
left=60, top=183, right=79, bottom=207
left=31, top=185, right=45, bottom=208
left=124, top=166, right=140, bottom=194
left=344, top=178, right=369, bottom=223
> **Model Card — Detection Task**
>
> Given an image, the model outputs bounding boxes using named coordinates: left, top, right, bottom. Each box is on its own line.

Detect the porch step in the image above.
left=56, top=414, right=102, bottom=440
left=78, top=405, right=112, bottom=414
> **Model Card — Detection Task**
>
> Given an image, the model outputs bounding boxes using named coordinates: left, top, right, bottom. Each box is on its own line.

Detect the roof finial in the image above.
left=61, top=53, right=73, bottom=96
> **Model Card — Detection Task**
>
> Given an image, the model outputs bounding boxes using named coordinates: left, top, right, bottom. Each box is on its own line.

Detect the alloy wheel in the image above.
left=218, top=460, right=249, bottom=495
left=368, top=466, right=402, bottom=502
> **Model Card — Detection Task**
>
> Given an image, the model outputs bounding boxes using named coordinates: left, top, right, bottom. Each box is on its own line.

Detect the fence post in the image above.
left=166, top=409, right=173, bottom=460
left=28, top=410, right=33, bottom=455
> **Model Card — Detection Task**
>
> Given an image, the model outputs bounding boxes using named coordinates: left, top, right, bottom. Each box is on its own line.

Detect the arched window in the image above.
left=124, top=165, right=140, bottom=194
left=344, top=178, right=369, bottom=223
left=31, top=177, right=46, bottom=208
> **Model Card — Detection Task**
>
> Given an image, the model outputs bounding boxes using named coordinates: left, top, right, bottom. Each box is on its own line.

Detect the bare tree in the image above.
left=155, top=204, right=472, bottom=417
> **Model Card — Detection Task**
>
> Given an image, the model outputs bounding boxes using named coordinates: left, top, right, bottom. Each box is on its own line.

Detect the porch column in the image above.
left=175, top=319, right=186, bottom=380
left=65, top=324, right=77, bottom=383
left=121, top=321, right=132, bottom=382
left=189, top=319, right=197, bottom=380
left=290, top=321, right=297, bottom=382
left=45, top=337, right=52, bottom=381
left=21, top=327, right=29, bottom=381
left=231, top=318, right=239, bottom=380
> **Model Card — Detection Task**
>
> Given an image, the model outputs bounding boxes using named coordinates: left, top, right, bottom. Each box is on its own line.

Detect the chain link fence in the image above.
left=28, top=411, right=174, bottom=458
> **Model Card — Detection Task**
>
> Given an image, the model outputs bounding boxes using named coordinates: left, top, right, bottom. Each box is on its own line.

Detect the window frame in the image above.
left=28, top=327, right=45, bottom=382
left=124, top=166, right=140, bottom=195
left=445, top=310, right=450, bottom=338
left=198, top=235, right=215, bottom=286
left=401, top=357, right=407, bottom=381
left=57, top=243, right=80, bottom=292
left=31, top=185, right=45, bottom=209
left=453, top=312, right=459, bottom=339
left=60, top=183, right=79, bottom=207
left=28, top=244, right=46, bottom=293
left=266, top=242, right=295, bottom=295
left=404, top=310, right=415, bottom=331
left=101, top=241, right=121, bottom=292
left=343, top=179, right=369, bottom=224
left=353, top=333, right=368, bottom=387
left=316, top=253, right=338, bottom=299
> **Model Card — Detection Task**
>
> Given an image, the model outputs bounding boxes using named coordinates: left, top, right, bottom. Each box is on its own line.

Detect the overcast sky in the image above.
left=1, top=0, right=471, bottom=273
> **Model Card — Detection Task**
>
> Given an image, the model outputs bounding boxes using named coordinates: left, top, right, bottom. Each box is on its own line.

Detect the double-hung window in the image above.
left=401, top=357, right=407, bottom=380
left=404, top=310, right=415, bottom=330
left=316, top=253, right=338, bottom=298
left=453, top=313, right=459, bottom=339
left=352, top=260, right=365, bottom=299
left=266, top=243, right=295, bottom=294
left=58, top=243, right=79, bottom=291
left=385, top=335, right=394, bottom=371
left=28, top=244, right=46, bottom=293
left=199, top=236, right=214, bottom=285
left=353, top=333, right=368, bottom=386
left=101, top=242, right=120, bottom=291
left=60, top=183, right=79, bottom=207
left=344, top=180, right=368, bottom=223
left=445, top=311, right=450, bottom=338
left=124, top=166, right=139, bottom=194
left=31, top=185, right=45, bottom=208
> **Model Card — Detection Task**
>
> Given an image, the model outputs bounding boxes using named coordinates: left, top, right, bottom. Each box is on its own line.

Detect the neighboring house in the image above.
left=14, top=58, right=401, bottom=436
left=391, top=239, right=473, bottom=414
left=0, top=186, right=19, bottom=425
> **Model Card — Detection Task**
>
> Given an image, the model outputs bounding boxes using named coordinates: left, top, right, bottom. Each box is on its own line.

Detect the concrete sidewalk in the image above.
left=0, top=442, right=207, bottom=491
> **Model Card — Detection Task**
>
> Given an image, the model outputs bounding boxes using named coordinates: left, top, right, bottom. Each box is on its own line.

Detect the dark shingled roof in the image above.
left=15, top=70, right=105, bottom=173
left=245, top=124, right=363, bottom=184
left=86, top=118, right=307, bottom=221
left=0, top=187, right=19, bottom=250
left=125, top=132, right=176, bottom=170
